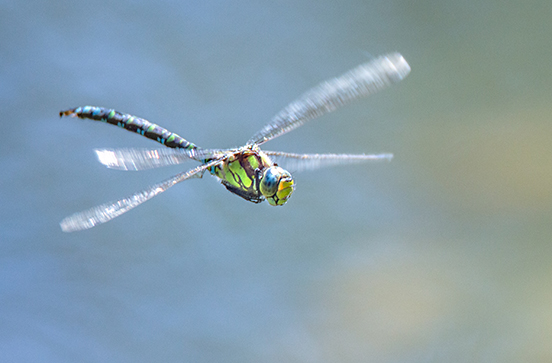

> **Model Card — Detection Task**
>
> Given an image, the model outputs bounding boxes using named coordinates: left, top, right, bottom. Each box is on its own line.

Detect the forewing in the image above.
left=95, top=148, right=227, bottom=171
left=247, top=53, right=410, bottom=146
left=264, top=151, right=393, bottom=173
left=60, top=158, right=223, bottom=232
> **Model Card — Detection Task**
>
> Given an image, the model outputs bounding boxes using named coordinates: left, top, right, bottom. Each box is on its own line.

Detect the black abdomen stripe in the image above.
left=60, top=106, right=199, bottom=150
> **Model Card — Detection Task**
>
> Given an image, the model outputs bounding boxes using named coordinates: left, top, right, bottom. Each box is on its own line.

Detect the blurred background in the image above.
left=2, top=0, right=552, bottom=361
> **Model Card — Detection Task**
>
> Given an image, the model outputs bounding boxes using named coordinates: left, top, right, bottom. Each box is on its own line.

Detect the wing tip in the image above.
left=60, top=218, right=84, bottom=233
left=383, top=53, right=411, bottom=81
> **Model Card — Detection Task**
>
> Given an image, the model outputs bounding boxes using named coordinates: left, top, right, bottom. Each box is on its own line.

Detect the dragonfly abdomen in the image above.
left=60, top=106, right=198, bottom=151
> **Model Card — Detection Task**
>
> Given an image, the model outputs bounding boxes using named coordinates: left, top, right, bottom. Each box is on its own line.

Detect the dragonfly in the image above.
left=59, top=53, right=410, bottom=232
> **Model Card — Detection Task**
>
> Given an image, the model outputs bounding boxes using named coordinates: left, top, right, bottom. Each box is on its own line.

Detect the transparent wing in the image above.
left=264, top=150, right=393, bottom=172
left=95, top=148, right=227, bottom=171
left=60, top=158, right=223, bottom=232
left=247, top=53, right=410, bottom=146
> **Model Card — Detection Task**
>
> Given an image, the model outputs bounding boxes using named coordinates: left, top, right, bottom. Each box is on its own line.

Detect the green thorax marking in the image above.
left=210, top=148, right=272, bottom=203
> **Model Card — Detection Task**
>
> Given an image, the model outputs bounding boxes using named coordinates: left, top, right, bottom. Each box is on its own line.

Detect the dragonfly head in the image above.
left=259, top=166, right=295, bottom=206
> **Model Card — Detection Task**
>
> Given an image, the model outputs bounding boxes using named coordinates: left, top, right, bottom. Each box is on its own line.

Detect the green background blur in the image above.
left=2, top=0, right=551, bottom=361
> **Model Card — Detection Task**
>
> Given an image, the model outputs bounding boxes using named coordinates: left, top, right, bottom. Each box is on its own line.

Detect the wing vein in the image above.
left=248, top=53, right=410, bottom=145
left=60, top=158, right=224, bottom=232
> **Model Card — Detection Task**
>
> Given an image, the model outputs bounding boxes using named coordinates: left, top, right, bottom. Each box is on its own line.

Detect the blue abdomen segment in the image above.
left=60, top=106, right=199, bottom=151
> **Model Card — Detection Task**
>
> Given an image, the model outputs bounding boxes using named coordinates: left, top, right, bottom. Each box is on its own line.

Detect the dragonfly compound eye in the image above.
left=58, top=54, right=408, bottom=231
left=260, top=166, right=295, bottom=206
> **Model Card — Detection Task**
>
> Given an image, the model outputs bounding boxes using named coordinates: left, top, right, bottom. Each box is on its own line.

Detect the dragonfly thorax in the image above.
left=259, top=166, right=295, bottom=206
left=210, top=148, right=294, bottom=205
left=60, top=53, right=409, bottom=231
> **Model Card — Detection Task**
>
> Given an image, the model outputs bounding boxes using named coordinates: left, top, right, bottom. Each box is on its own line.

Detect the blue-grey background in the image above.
left=2, top=0, right=552, bottom=362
